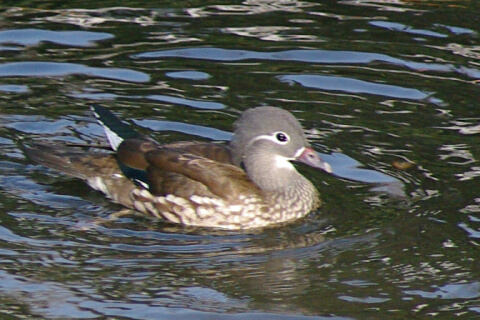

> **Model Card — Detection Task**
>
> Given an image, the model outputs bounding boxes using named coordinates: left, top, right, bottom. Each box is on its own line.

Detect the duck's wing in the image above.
left=144, top=147, right=263, bottom=202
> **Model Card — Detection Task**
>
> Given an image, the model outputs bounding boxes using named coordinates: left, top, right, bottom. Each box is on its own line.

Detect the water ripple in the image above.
left=0, top=28, right=113, bottom=47
left=278, top=74, right=442, bottom=104
left=404, top=282, right=480, bottom=299
left=133, top=48, right=480, bottom=79
left=369, top=21, right=448, bottom=38
left=146, top=94, right=225, bottom=109
left=0, top=62, right=149, bottom=83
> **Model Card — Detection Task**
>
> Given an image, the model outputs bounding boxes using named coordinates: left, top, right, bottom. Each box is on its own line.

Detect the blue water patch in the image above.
left=458, top=221, right=480, bottom=239
left=434, top=24, right=475, bottom=35
left=321, top=152, right=399, bottom=184
left=369, top=21, right=448, bottom=38
left=166, top=71, right=211, bottom=80
left=133, top=48, right=480, bottom=79
left=71, top=92, right=224, bottom=109
left=404, top=282, right=480, bottom=300
left=321, top=152, right=405, bottom=197
left=0, top=45, right=21, bottom=51
left=133, top=119, right=233, bottom=141
left=338, top=295, right=390, bottom=303
left=0, top=62, right=150, bottom=83
left=0, top=28, right=114, bottom=47
left=5, top=117, right=74, bottom=135
left=0, top=84, right=29, bottom=93
left=146, top=94, right=225, bottom=110
left=70, top=92, right=119, bottom=100
left=278, top=74, right=438, bottom=102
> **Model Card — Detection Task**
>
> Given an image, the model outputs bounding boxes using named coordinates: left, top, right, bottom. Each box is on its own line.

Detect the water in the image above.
left=0, top=1, right=479, bottom=319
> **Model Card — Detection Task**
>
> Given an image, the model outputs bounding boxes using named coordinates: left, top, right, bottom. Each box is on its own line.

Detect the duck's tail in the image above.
left=25, top=142, right=137, bottom=208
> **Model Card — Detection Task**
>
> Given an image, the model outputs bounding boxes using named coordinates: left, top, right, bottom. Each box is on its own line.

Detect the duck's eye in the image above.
left=275, top=132, right=289, bottom=143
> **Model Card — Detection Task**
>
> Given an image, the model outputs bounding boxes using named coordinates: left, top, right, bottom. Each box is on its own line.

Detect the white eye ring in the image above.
left=273, top=131, right=290, bottom=145
left=246, top=131, right=291, bottom=148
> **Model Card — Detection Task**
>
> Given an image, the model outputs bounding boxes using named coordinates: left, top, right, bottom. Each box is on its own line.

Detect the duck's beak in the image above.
left=296, top=147, right=333, bottom=173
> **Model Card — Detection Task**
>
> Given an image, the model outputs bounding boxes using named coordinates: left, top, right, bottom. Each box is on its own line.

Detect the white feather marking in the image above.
left=179, top=207, right=195, bottom=221
left=138, top=189, right=154, bottom=199
left=135, top=179, right=149, bottom=189
left=103, top=124, right=124, bottom=151
left=87, top=177, right=108, bottom=194
left=228, top=204, right=243, bottom=212
left=172, top=196, right=189, bottom=207
left=210, top=198, right=223, bottom=207
left=91, top=107, right=123, bottom=150
left=273, top=155, right=295, bottom=170
left=196, top=207, right=210, bottom=218
left=172, top=205, right=183, bottom=214
left=189, top=195, right=204, bottom=204
left=155, top=197, right=167, bottom=205
left=294, top=147, right=306, bottom=158
left=248, top=133, right=288, bottom=146
left=144, top=202, right=155, bottom=212
left=133, top=201, right=146, bottom=213
left=165, top=194, right=176, bottom=202
left=149, top=209, right=162, bottom=219
left=160, top=211, right=180, bottom=223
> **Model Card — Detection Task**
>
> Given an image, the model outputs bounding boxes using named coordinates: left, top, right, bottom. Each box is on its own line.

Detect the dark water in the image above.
left=0, top=1, right=479, bottom=319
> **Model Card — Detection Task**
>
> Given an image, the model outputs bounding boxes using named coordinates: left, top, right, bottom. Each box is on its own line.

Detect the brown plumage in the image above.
left=25, top=106, right=332, bottom=229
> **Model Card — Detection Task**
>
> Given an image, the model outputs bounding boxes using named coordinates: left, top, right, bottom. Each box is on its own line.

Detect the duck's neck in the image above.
left=245, top=157, right=321, bottom=219
left=243, top=151, right=316, bottom=195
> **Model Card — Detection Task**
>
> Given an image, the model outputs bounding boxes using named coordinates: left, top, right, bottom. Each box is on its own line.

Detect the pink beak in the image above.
left=296, top=147, right=332, bottom=173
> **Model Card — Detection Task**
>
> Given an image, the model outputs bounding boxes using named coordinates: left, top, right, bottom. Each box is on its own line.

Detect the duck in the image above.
left=26, top=105, right=332, bottom=230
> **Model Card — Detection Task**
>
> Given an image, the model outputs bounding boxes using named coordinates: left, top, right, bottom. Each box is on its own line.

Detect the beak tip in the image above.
left=323, top=162, right=333, bottom=174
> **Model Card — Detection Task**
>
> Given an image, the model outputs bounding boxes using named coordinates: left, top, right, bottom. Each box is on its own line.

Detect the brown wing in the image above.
left=162, top=141, right=234, bottom=164
left=145, top=148, right=263, bottom=202
left=115, top=139, right=236, bottom=198
left=146, top=166, right=217, bottom=198
left=116, top=139, right=233, bottom=170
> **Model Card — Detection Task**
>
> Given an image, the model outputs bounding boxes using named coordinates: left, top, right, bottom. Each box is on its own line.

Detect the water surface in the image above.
left=0, top=1, right=479, bottom=319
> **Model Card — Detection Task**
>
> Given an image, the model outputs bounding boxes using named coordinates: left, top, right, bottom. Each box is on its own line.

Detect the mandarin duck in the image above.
left=26, top=106, right=332, bottom=229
